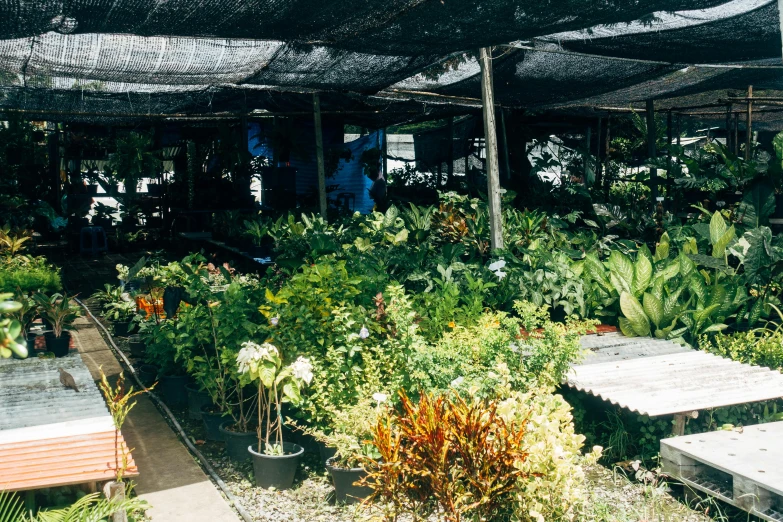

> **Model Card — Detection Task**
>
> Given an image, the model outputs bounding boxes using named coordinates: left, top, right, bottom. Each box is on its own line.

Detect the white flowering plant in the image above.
left=236, top=341, right=313, bottom=455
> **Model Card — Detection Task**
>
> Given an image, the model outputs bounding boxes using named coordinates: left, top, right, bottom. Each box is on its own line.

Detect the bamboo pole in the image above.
left=313, top=93, right=327, bottom=220
left=746, top=85, right=753, bottom=161
left=479, top=47, right=504, bottom=251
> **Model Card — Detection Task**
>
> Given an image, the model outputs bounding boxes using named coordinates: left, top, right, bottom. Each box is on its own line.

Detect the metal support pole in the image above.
left=313, top=93, right=327, bottom=219
left=479, top=47, right=504, bottom=250
left=745, top=85, right=753, bottom=161
left=734, top=112, right=739, bottom=155
left=595, top=117, right=603, bottom=193
left=646, top=99, right=658, bottom=201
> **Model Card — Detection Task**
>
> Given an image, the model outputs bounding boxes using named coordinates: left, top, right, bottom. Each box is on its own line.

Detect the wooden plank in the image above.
left=313, top=93, right=327, bottom=220
left=479, top=47, right=503, bottom=250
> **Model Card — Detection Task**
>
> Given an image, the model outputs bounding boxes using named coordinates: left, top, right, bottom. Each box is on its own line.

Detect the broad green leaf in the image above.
left=620, top=291, right=650, bottom=337
left=282, top=381, right=301, bottom=405
left=618, top=317, right=637, bottom=337
left=703, top=323, right=728, bottom=333
left=712, top=226, right=735, bottom=260
left=654, top=232, right=670, bottom=262
left=632, top=255, right=653, bottom=297
left=693, top=303, right=720, bottom=324
left=660, top=261, right=679, bottom=281
left=709, top=211, right=727, bottom=246
left=609, top=272, right=631, bottom=296
left=643, top=293, right=664, bottom=328
left=748, top=298, right=764, bottom=326
left=609, top=251, right=634, bottom=292
left=679, top=253, right=696, bottom=279
left=258, top=361, right=277, bottom=388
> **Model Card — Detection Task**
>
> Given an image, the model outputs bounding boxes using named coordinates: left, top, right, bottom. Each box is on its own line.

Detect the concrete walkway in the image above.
left=72, top=316, right=241, bottom=522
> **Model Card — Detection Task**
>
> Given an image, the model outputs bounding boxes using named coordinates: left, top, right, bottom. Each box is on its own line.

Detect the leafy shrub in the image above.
left=364, top=390, right=528, bottom=522
left=700, top=329, right=783, bottom=371
left=0, top=256, right=61, bottom=293
left=498, top=388, right=602, bottom=522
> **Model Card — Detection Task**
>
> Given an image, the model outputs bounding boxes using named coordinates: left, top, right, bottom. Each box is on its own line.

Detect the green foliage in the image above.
left=33, top=293, right=80, bottom=338
left=700, top=329, right=783, bottom=371
left=0, top=293, right=28, bottom=359
left=0, top=256, right=61, bottom=294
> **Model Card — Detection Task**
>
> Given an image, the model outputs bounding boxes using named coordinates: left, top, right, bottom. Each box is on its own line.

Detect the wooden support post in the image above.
left=594, top=117, right=603, bottom=194
left=382, top=127, right=388, bottom=179
left=479, top=47, right=504, bottom=250
left=603, top=116, right=611, bottom=200
left=667, top=111, right=673, bottom=200
left=779, top=0, right=783, bottom=61
left=584, top=126, right=592, bottom=187
left=49, top=123, right=61, bottom=210
left=500, top=108, right=511, bottom=181
left=745, top=85, right=753, bottom=161
left=313, top=93, right=327, bottom=220
left=733, top=112, right=739, bottom=155
left=676, top=114, right=681, bottom=147
left=725, top=105, right=732, bottom=152
left=672, top=411, right=699, bottom=437
left=447, top=117, right=454, bottom=183
left=104, top=481, right=128, bottom=522
left=646, top=99, right=658, bottom=202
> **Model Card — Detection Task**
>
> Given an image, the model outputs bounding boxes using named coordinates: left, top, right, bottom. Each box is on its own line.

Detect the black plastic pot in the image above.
left=26, top=333, right=38, bottom=355
left=201, top=405, right=228, bottom=442
left=219, top=421, right=257, bottom=463
left=137, top=364, right=159, bottom=388
left=128, top=335, right=145, bottom=358
left=775, top=194, right=783, bottom=219
left=249, top=442, right=303, bottom=490
left=91, top=217, right=113, bottom=230
left=317, top=440, right=337, bottom=465
left=113, top=321, right=131, bottom=337
left=326, top=458, right=372, bottom=504
left=185, top=383, right=212, bottom=420
left=44, top=332, right=71, bottom=358
left=159, top=374, right=189, bottom=408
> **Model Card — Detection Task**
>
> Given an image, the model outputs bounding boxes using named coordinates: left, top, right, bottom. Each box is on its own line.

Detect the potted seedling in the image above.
left=92, top=202, right=116, bottom=230
left=34, top=293, right=80, bottom=357
left=98, top=368, right=152, bottom=522
left=237, top=341, right=312, bottom=489
left=105, top=300, right=137, bottom=337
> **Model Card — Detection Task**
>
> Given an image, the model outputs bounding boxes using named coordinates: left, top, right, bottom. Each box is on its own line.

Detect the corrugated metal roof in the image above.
left=0, top=350, right=137, bottom=490
left=568, top=334, right=783, bottom=416
left=0, top=352, right=109, bottom=430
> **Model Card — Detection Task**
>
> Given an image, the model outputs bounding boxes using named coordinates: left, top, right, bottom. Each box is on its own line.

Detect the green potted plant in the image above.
left=294, top=399, right=380, bottom=504
left=34, top=292, right=80, bottom=357
left=139, top=318, right=187, bottom=407
left=0, top=293, right=29, bottom=359
left=242, top=216, right=273, bottom=258
left=237, top=341, right=312, bottom=489
left=10, top=289, right=38, bottom=354
left=91, top=284, right=136, bottom=337
left=91, top=202, right=115, bottom=230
